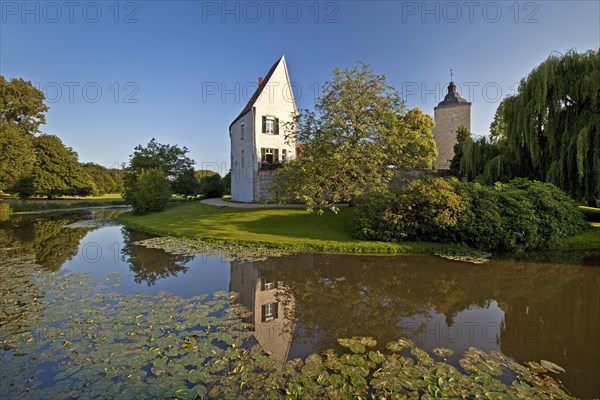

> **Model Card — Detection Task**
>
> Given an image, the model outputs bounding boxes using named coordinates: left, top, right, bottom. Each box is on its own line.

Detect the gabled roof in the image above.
left=229, top=57, right=284, bottom=130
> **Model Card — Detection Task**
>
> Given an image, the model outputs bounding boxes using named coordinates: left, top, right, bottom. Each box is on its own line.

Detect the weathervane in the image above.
left=450, top=68, right=453, bottom=82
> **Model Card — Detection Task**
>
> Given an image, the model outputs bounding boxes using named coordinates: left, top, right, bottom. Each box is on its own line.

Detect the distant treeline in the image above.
left=1, top=76, right=123, bottom=197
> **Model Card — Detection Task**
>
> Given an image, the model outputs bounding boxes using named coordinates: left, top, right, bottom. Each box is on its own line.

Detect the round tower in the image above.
left=432, top=80, right=471, bottom=170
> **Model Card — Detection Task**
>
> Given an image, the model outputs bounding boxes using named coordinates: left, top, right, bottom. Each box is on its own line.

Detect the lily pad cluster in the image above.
left=435, top=250, right=492, bottom=264
left=0, top=262, right=577, bottom=399
left=133, top=236, right=291, bottom=263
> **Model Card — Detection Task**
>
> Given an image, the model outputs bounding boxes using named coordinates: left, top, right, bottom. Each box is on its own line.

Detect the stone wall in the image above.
left=389, top=169, right=451, bottom=188
left=253, top=169, right=277, bottom=202
left=432, top=103, right=470, bottom=170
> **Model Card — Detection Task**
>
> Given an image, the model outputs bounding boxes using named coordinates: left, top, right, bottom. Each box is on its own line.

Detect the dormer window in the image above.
left=262, top=116, right=279, bottom=135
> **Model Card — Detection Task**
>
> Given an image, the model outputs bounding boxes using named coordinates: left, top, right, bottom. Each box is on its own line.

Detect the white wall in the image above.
left=230, top=111, right=256, bottom=202
left=253, top=57, right=297, bottom=166
left=230, top=56, right=297, bottom=202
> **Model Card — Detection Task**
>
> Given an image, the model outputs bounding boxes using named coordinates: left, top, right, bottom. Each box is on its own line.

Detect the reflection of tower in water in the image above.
left=229, top=261, right=293, bottom=363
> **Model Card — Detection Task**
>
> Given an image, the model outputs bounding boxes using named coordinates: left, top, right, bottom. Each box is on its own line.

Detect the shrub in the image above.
left=450, top=182, right=504, bottom=251
left=351, top=177, right=466, bottom=242
left=351, top=177, right=587, bottom=252
left=123, top=169, right=172, bottom=215
left=199, top=174, right=225, bottom=199
left=350, top=189, right=402, bottom=241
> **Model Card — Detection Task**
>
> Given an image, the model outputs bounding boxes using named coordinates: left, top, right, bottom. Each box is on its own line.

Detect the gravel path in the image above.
left=200, top=198, right=308, bottom=208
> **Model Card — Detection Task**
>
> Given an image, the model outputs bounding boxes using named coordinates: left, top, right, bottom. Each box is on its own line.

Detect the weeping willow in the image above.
left=452, top=49, right=599, bottom=202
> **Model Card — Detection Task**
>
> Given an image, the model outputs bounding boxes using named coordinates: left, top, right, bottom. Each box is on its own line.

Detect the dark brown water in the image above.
left=1, top=212, right=599, bottom=397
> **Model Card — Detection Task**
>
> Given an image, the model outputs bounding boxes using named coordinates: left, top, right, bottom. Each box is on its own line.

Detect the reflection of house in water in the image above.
left=229, top=261, right=293, bottom=362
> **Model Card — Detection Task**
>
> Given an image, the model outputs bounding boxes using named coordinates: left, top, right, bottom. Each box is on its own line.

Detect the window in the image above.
left=240, top=122, right=244, bottom=140
left=261, top=148, right=279, bottom=163
left=241, top=150, right=244, bottom=168
left=262, top=302, right=278, bottom=322
left=266, top=117, right=274, bottom=134
left=262, top=116, right=279, bottom=134
left=450, top=117, right=455, bottom=123
left=261, top=275, right=278, bottom=291
left=282, top=149, right=287, bottom=161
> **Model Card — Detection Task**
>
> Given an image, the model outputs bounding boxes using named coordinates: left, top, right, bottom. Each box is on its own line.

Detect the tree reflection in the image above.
left=120, top=228, right=193, bottom=286
left=0, top=214, right=88, bottom=270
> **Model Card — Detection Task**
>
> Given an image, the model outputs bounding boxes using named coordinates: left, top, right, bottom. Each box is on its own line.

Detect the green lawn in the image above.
left=117, top=202, right=457, bottom=254
left=557, top=222, right=600, bottom=250
left=3, top=194, right=127, bottom=213
left=117, top=202, right=600, bottom=255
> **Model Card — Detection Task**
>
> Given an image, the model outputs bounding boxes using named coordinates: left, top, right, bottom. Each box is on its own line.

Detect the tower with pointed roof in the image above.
left=229, top=56, right=297, bottom=202
left=432, top=79, right=471, bottom=170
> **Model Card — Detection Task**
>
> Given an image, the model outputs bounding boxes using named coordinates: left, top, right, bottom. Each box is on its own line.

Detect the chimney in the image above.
left=258, top=77, right=264, bottom=85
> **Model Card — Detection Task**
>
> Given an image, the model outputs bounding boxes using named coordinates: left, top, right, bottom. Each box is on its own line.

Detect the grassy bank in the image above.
left=557, top=222, right=600, bottom=250
left=117, top=202, right=600, bottom=255
left=117, top=202, right=458, bottom=254
left=1, top=194, right=127, bottom=213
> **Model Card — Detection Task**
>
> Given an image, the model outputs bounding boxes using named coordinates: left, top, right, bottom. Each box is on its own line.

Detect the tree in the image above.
left=272, top=62, right=436, bottom=211
left=124, top=138, right=197, bottom=196
left=31, top=134, right=93, bottom=197
left=0, top=124, right=36, bottom=191
left=11, top=175, right=35, bottom=199
left=451, top=49, right=599, bottom=203
left=0, top=76, right=47, bottom=191
left=124, top=168, right=172, bottom=215
left=198, top=173, right=225, bottom=198
left=82, top=163, right=124, bottom=195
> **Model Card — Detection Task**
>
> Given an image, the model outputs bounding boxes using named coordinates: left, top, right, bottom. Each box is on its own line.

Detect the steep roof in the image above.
left=229, top=57, right=284, bottom=130
left=435, top=81, right=471, bottom=108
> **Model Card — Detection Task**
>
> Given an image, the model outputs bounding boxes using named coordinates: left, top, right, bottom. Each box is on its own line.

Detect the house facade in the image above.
left=230, top=56, right=297, bottom=202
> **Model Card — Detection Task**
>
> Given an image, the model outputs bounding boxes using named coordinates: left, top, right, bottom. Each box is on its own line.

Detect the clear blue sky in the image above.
left=2, top=1, right=598, bottom=173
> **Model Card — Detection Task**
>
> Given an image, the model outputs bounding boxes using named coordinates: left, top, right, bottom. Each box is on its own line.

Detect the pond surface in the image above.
left=1, top=210, right=599, bottom=398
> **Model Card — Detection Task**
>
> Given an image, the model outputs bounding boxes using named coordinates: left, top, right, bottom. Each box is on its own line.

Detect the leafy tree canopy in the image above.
left=273, top=62, right=437, bottom=211
left=124, top=138, right=197, bottom=196
left=31, top=134, right=93, bottom=198
left=0, top=76, right=48, bottom=134
left=0, top=76, right=47, bottom=191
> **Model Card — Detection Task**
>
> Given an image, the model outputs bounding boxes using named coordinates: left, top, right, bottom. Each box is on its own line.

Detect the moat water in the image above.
left=1, top=210, right=598, bottom=398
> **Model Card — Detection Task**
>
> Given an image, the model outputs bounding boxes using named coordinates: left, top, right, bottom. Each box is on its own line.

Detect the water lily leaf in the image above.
left=193, top=384, right=208, bottom=398
left=175, top=388, right=193, bottom=399
left=368, top=351, right=386, bottom=364
left=386, top=337, right=415, bottom=352
left=540, top=360, right=565, bottom=374
left=432, top=347, right=454, bottom=358
left=188, top=369, right=203, bottom=384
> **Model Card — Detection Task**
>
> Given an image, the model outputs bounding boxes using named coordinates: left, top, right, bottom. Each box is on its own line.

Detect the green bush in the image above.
left=450, top=182, right=504, bottom=251
left=123, top=169, right=172, bottom=215
left=351, top=177, right=466, bottom=242
left=350, top=189, right=402, bottom=241
left=199, top=174, right=225, bottom=198
left=351, top=177, right=587, bottom=252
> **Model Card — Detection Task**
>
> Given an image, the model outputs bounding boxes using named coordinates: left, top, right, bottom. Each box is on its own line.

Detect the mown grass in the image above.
left=557, top=222, right=600, bottom=250
left=118, top=202, right=600, bottom=255
left=2, top=194, right=127, bottom=213
left=117, top=202, right=459, bottom=254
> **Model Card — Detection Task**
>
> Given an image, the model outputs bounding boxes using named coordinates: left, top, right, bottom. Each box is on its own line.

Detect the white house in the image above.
left=229, top=56, right=297, bottom=202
